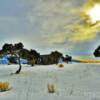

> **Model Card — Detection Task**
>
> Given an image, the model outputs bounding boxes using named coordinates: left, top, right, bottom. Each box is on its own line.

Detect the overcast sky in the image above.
left=0, top=0, right=99, bottom=57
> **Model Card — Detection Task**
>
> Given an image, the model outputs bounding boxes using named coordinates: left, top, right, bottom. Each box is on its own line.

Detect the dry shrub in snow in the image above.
left=58, top=64, right=64, bottom=68
left=47, top=84, right=56, bottom=93
left=0, top=82, right=10, bottom=92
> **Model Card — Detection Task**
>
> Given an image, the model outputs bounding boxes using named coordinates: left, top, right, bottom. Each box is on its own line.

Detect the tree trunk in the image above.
left=15, top=56, right=22, bottom=74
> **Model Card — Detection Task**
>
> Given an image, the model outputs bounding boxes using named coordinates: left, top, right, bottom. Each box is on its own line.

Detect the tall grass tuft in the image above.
left=0, top=82, right=10, bottom=92
left=47, top=83, right=56, bottom=93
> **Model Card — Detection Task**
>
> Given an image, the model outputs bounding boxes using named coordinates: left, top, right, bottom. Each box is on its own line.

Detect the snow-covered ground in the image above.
left=0, top=63, right=100, bottom=100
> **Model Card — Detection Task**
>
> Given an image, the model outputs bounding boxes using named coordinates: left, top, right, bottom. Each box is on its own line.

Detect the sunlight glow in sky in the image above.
left=88, top=4, right=100, bottom=24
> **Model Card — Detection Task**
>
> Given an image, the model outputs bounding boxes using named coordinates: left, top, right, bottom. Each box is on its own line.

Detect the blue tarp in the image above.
left=0, top=57, right=9, bottom=64
left=17, top=58, right=28, bottom=64
left=20, top=58, right=28, bottom=64
left=0, top=56, right=28, bottom=64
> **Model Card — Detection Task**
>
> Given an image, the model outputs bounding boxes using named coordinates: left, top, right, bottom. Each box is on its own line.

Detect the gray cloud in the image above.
left=0, top=0, right=99, bottom=56
left=27, top=0, right=87, bottom=44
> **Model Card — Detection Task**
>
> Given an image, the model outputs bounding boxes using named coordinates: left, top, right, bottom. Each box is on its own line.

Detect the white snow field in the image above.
left=0, top=63, right=100, bottom=100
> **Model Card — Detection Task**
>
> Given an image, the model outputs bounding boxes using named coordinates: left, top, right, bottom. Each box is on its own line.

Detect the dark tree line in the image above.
left=0, top=42, right=70, bottom=74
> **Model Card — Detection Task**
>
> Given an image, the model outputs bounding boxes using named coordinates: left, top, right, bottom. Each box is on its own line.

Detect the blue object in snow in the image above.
left=17, top=58, right=28, bottom=64
left=0, top=58, right=9, bottom=64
